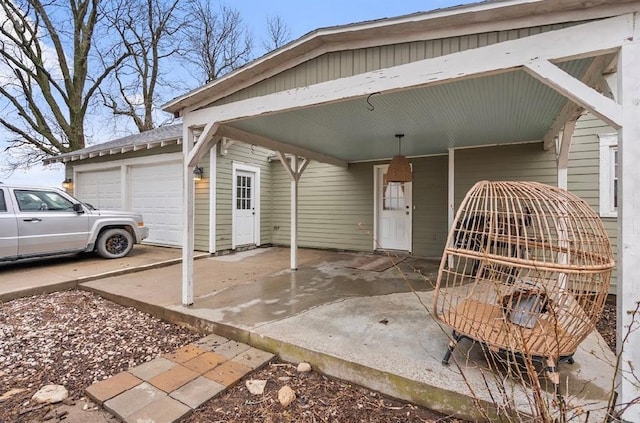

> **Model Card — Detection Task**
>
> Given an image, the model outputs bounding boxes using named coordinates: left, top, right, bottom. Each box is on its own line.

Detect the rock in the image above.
left=297, top=362, right=312, bottom=373
left=245, top=379, right=267, bottom=395
left=278, top=385, right=296, bottom=407
left=278, top=376, right=291, bottom=382
left=32, top=385, right=68, bottom=404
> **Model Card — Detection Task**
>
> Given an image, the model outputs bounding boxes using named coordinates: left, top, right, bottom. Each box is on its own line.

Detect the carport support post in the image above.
left=555, top=119, right=575, bottom=191
left=447, top=148, right=455, bottom=268
left=291, top=155, right=298, bottom=270
left=277, top=152, right=310, bottom=271
left=617, top=37, right=640, bottom=422
left=182, top=127, right=195, bottom=306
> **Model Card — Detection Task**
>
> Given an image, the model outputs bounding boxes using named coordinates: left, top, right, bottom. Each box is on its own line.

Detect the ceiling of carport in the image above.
left=226, top=58, right=592, bottom=162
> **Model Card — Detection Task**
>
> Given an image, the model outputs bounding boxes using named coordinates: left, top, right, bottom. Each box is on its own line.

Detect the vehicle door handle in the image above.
left=23, top=218, right=42, bottom=222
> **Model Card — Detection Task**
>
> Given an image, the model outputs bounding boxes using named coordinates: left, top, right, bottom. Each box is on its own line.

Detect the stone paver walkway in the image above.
left=85, top=334, right=274, bottom=423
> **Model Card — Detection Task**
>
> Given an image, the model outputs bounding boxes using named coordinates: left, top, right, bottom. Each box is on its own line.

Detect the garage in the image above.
left=72, top=154, right=184, bottom=247
left=75, top=168, right=122, bottom=210
left=130, top=161, right=183, bottom=246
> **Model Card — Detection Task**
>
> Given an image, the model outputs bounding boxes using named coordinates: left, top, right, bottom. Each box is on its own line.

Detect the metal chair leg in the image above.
left=442, top=331, right=462, bottom=365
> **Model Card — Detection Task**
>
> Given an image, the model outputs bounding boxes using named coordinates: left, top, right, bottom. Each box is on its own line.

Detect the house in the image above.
left=45, top=0, right=639, bottom=415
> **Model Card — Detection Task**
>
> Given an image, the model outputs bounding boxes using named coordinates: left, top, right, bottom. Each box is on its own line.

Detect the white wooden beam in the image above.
left=219, top=137, right=235, bottom=156
left=218, top=125, right=347, bottom=168
left=542, top=55, right=609, bottom=150
left=186, top=121, right=220, bottom=168
left=523, top=59, right=622, bottom=129
left=556, top=119, right=576, bottom=171
left=182, top=126, right=196, bottom=306
left=184, top=14, right=634, bottom=128
left=616, top=36, right=640, bottom=422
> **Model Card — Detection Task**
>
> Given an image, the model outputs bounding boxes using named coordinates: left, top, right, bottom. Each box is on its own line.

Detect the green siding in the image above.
left=271, top=161, right=373, bottom=251
left=215, top=142, right=273, bottom=251
left=568, top=113, right=618, bottom=291
left=194, top=151, right=210, bottom=252
left=454, top=142, right=558, bottom=207
left=214, top=24, right=575, bottom=107
left=270, top=156, right=448, bottom=258
left=412, top=156, right=448, bottom=257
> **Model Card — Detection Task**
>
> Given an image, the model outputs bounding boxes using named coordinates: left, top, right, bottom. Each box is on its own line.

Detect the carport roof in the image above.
left=43, top=124, right=182, bottom=165
left=172, top=0, right=633, bottom=169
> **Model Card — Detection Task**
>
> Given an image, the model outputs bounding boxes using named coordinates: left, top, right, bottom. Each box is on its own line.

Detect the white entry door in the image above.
left=375, top=165, right=412, bottom=251
left=233, top=169, right=257, bottom=247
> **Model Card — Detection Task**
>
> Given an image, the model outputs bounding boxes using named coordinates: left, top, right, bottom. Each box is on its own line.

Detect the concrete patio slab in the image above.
left=80, top=247, right=618, bottom=421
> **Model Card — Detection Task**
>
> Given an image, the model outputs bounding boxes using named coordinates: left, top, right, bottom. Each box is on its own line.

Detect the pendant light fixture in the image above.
left=386, top=133, right=412, bottom=182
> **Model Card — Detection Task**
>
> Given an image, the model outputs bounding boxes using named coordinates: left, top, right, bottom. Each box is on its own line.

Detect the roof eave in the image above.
left=162, top=0, right=632, bottom=115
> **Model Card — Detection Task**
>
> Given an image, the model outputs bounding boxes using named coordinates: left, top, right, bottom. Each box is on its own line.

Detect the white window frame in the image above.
left=599, top=133, right=618, bottom=218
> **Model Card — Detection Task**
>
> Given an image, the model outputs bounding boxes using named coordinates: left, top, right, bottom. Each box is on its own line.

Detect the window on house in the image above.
left=599, top=134, right=618, bottom=218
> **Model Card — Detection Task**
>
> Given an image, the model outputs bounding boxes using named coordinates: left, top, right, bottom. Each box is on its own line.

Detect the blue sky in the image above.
left=3, top=0, right=475, bottom=188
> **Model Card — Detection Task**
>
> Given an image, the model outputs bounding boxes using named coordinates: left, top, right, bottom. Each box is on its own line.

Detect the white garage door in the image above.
left=130, top=162, right=183, bottom=246
left=75, top=169, right=122, bottom=210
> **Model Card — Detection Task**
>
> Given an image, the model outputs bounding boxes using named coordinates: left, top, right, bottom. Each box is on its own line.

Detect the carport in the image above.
left=164, top=1, right=640, bottom=417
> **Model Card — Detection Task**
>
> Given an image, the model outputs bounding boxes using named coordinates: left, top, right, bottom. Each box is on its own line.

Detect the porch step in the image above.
left=85, top=334, right=274, bottom=423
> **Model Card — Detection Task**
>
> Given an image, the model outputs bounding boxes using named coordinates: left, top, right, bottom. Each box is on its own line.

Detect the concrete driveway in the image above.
left=0, top=245, right=189, bottom=302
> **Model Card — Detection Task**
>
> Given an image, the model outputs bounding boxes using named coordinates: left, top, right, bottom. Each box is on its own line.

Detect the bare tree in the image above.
left=262, top=15, right=291, bottom=52
left=101, top=0, right=186, bottom=132
left=0, top=0, right=128, bottom=169
left=183, top=1, right=253, bottom=84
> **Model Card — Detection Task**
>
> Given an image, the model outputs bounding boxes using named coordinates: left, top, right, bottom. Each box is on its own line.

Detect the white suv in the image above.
left=0, top=184, right=149, bottom=261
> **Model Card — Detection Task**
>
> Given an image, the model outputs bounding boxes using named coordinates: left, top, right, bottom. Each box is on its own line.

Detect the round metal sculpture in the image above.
left=434, top=181, right=614, bottom=384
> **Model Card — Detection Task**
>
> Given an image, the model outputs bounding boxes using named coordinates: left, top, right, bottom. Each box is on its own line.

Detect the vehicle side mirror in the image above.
left=73, top=203, right=85, bottom=214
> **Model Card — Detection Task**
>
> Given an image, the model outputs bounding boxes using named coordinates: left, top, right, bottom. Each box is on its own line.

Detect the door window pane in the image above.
left=382, top=174, right=405, bottom=210
left=236, top=175, right=252, bottom=210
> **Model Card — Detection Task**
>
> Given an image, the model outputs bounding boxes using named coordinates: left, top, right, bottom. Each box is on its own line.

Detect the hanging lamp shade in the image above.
left=386, top=134, right=412, bottom=182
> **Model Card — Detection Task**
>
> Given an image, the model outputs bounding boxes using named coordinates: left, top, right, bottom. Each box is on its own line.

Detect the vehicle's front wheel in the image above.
left=96, top=228, right=134, bottom=259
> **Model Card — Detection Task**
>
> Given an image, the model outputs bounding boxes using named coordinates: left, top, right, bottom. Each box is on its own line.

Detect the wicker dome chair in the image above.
left=434, top=181, right=614, bottom=395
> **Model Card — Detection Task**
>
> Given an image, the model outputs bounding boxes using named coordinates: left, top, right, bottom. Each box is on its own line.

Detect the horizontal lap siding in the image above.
left=216, top=143, right=272, bottom=251
left=454, top=143, right=557, bottom=207
left=271, top=157, right=448, bottom=257
left=194, top=151, right=210, bottom=252
left=411, top=156, right=448, bottom=258
left=568, top=113, right=618, bottom=291
left=214, top=24, right=573, bottom=106
left=271, top=161, right=373, bottom=251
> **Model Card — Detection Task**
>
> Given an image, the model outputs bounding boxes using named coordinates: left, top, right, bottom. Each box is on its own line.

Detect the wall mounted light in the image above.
left=193, top=166, right=204, bottom=181
left=62, top=178, right=73, bottom=190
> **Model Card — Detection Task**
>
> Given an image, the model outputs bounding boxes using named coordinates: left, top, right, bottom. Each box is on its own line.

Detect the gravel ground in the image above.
left=0, top=290, right=617, bottom=422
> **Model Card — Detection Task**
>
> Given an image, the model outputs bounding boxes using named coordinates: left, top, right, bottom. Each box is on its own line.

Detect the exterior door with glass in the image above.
left=233, top=170, right=256, bottom=247
left=375, top=166, right=412, bottom=251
